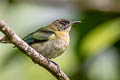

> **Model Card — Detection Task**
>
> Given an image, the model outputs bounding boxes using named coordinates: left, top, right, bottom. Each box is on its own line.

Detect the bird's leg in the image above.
left=50, top=60, right=60, bottom=73
left=46, top=58, right=60, bottom=73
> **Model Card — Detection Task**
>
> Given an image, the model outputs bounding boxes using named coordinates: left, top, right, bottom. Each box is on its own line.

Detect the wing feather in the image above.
left=23, top=30, right=55, bottom=44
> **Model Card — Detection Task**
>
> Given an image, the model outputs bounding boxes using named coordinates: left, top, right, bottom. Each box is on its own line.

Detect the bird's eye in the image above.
left=59, top=21, right=70, bottom=25
left=59, top=21, right=65, bottom=25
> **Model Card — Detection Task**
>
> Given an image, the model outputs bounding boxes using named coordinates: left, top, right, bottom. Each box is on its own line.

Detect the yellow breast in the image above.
left=55, top=31, right=70, bottom=44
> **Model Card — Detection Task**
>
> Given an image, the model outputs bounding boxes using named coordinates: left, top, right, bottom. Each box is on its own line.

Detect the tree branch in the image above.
left=0, top=20, right=70, bottom=80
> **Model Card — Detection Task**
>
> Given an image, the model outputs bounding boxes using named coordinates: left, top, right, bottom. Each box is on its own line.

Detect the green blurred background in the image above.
left=0, top=0, right=120, bottom=80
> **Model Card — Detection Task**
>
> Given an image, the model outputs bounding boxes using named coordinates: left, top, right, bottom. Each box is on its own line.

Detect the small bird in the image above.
left=23, top=19, right=81, bottom=59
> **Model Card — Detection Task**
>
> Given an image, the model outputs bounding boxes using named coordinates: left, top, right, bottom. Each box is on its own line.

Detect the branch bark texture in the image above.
left=0, top=20, right=70, bottom=80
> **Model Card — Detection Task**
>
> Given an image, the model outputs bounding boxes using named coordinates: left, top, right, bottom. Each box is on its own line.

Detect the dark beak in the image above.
left=71, top=21, right=81, bottom=24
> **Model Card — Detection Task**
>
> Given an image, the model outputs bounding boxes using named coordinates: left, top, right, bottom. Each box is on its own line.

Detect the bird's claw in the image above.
left=47, top=58, right=60, bottom=73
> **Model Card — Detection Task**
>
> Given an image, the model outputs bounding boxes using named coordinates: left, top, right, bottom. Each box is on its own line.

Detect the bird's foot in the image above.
left=47, top=58, right=60, bottom=73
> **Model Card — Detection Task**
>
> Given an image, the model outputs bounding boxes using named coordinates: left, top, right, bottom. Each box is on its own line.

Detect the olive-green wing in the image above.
left=23, top=30, right=55, bottom=44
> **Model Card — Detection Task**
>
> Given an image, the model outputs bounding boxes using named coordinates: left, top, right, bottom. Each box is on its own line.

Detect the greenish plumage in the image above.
left=23, top=29, right=55, bottom=44
left=23, top=19, right=81, bottom=59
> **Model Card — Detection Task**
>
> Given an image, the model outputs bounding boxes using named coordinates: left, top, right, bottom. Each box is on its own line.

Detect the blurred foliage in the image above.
left=1, top=49, right=26, bottom=69
left=0, top=0, right=120, bottom=80
left=71, top=11, right=120, bottom=80
left=81, top=18, right=120, bottom=56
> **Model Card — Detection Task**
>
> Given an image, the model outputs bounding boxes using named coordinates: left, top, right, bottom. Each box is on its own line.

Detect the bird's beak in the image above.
left=71, top=21, right=81, bottom=24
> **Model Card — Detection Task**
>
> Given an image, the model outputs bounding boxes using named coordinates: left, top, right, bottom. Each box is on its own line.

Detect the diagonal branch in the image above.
left=0, top=20, right=70, bottom=80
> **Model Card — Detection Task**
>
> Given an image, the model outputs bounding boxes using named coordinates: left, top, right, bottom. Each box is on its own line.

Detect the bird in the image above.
left=23, top=19, right=81, bottom=59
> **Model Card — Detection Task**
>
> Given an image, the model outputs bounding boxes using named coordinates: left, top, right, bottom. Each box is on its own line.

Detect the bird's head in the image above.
left=49, top=19, right=81, bottom=31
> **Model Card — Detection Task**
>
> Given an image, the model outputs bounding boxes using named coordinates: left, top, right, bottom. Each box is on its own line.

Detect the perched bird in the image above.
left=23, top=19, right=81, bottom=59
